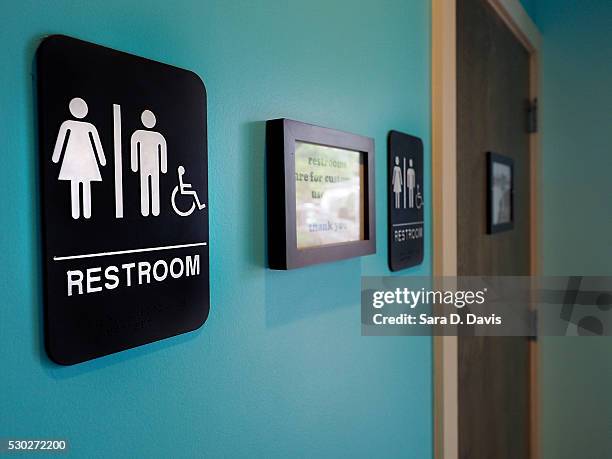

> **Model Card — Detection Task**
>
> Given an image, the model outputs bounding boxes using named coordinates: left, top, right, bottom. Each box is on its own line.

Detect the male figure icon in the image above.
left=406, top=158, right=416, bottom=209
left=130, top=110, right=167, bottom=216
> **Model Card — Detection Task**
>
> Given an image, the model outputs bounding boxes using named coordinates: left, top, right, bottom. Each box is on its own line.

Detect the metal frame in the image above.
left=266, top=118, right=376, bottom=270
left=487, top=151, right=515, bottom=234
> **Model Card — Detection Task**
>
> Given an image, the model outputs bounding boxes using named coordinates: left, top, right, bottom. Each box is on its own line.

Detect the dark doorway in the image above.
left=456, top=0, right=533, bottom=457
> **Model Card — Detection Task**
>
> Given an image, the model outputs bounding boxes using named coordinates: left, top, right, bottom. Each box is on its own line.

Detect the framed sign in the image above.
left=266, top=119, right=375, bottom=269
left=387, top=130, right=424, bottom=271
left=37, top=35, right=209, bottom=365
left=487, top=152, right=514, bottom=233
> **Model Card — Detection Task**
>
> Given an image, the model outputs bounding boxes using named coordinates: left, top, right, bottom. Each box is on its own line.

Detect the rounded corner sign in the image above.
left=36, top=35, right=210, bottom=365
left=387, top=130, right=424, bottom=272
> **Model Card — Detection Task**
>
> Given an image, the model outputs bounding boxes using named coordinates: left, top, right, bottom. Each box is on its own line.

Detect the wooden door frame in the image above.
left=432, top=1, right=541, bottom=458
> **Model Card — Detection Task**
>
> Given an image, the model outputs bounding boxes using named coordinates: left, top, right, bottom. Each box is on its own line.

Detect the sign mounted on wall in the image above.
left=37, top=35, right=210, bottom=365
left=387, top=130, right=424, bottom=271
left=266, top=119, right=376, bottom=269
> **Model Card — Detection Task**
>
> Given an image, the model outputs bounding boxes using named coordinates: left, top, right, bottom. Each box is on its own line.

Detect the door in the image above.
left=456, top=0, right=532, bottom=458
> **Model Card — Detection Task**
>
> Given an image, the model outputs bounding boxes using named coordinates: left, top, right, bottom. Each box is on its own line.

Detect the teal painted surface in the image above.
left=0, top=1, right=432, bottom=457
left=535, top=1, right=612, bottom=458
left=519, top=0, right=538, bottom=23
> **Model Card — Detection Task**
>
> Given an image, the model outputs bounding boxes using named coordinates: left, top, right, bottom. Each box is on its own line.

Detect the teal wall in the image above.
left=0, top=1, right=432, bottom=457
left=519, top=0, right=537, bottom=22
left=533, top=1, right=612, bottom=458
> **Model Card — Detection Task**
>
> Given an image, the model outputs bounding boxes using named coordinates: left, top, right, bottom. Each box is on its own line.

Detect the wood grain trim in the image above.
left=432, top=0, right=458, bottom=458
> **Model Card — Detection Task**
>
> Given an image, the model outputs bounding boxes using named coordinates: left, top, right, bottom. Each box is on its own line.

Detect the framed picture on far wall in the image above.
left=266, top=118, right=376, bottom=270
left=487, top=152, right=514, bottom=233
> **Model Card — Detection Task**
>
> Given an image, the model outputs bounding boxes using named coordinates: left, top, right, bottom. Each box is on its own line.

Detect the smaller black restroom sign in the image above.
left=37, top=35, right=209, bottom=365
left=387, top=131, right=424, bottom=271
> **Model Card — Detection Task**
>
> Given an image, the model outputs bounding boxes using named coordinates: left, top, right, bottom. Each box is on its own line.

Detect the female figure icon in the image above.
left=392, top=156, right=403, bottom=209
left=52, top=97, right=106, bottom=219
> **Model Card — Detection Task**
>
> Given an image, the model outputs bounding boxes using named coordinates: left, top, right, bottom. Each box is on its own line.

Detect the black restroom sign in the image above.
left=37, top=35, right=209, bottom=365
left=387, top=131, right=424, bottom=271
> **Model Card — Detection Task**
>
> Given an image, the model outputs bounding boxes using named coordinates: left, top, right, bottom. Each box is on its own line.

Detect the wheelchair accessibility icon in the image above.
left=171, top=166, right=206, bottom=217
left=415, top=184, right=424, bottom=210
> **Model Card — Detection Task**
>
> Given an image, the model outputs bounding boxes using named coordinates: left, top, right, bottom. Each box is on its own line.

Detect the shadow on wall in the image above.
left=264, top=259, right=361, bottom=327
left=29, top=37, right=46, bottom=372
left=241, top=121, right=362, bottom=327
left=243, top=121, right=267, bottom=269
